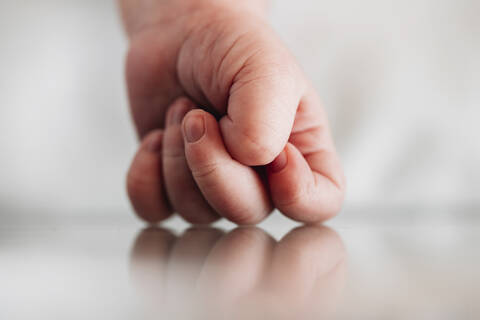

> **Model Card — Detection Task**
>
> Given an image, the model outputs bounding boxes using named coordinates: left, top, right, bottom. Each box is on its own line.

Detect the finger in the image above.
left=267, top=143, right=344, bottom=223
left=176, top=15, right=304, bottom=166
left=267, top=92, right=346, bottom=223
left=165, top=227, right=224, bottom=308
left=265, top=226, right=347, bottom=316
left=127, top=130, right=173, bottom=223
left=182, top=109, right=273, bottom=225
left=219, top=29, right=305, bottom=166
left=129, top=227, right=176, bottom=309
left=163, top=98, right=220, bottom=224
left=197, top=227, right=275, bottom=307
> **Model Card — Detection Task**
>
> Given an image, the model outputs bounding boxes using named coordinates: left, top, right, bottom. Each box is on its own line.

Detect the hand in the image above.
left=123, top=1, right=345, bottom=224
left=130, top=225, right=347, bottom=317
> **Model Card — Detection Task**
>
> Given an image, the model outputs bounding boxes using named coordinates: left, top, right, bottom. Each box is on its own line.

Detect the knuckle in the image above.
left=191, top=161, right=222, bottom=180
left=162, top=146, right=185, bottom=160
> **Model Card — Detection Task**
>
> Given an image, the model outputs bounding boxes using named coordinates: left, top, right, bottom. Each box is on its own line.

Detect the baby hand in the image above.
left=127, top=97, right=345, bottom=224
left=123, top=2, right=345, bottom=224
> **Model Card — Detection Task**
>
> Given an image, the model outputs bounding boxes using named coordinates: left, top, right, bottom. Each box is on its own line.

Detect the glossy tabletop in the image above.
left=1, top=210, right=479, bottom=319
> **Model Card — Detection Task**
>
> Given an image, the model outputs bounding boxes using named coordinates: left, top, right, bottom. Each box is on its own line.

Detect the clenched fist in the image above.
left=120, top=0, right=345, bottom=224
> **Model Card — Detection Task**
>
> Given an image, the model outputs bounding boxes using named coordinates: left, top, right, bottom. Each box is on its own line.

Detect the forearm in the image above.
left=118, top=0, right=268, bottom=38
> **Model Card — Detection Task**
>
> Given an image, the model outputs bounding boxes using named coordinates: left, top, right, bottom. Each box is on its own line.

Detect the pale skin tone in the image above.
left=120, top=0, right=346, bottom=225
left=130, top=225, right=347, bottom=317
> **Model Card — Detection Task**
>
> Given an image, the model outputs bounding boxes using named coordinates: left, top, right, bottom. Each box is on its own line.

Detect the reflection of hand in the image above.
left=130, top=225, right=347, bottom=318
left=121, top=0, right=346, bottom=225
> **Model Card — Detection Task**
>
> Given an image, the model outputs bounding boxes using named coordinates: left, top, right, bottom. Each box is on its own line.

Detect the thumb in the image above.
left=219, top=30, right=305, bottom=166
left=177, top=13, right=305, bottom=166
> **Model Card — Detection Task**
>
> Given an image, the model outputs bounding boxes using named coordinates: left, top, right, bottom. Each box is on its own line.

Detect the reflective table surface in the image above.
left=1, top=210, right=479, bottom=319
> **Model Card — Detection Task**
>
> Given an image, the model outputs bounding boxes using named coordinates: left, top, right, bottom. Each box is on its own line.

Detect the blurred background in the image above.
left=1, top=0, right=479, bottom=222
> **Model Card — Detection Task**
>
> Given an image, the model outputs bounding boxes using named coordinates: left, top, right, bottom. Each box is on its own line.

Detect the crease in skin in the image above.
left=220, top=114, right=282, bottom=165
left=290, top=124, right=326, bottom=140
left=162, top=151, right=187, bottom=160
left=204, top=182, right=269, bottom=225
left=288, top=129, right=331, bottom=158
left=176, top=17, right=216, bottom=108
left=214, top=31, right=251, bottom=86
left=287, top=100, right=345, bottom=192
left=312, top=173, right=345, bottom=209
left=188, top=155, right=269, bottom=223
left=193, top=13, right=274, bottom=110
left=224, top=68, right=301, bottom=164
left=231, top=203, right=271, bottom=226
left=228, top=61, right=302, bottom=116
left=309, top=154, right=345, bottom=192
left=230, top=67, right=296, bottom=97
left=163, top=102, right=220, bottom=224
left=175, top=10, right=258, bottom=111
left=212, top=181, right=270, bottom=224
left=190, top=161, right=226, bottom=180
left=273, top=178, right=312, bottom=209
left=180, top=110, right=272, bottom=224
left=267, top=144, right=343, bottom=221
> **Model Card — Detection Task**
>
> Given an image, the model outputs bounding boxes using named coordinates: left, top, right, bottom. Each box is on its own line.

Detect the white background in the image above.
left=0, top=0, right=479, bottom=220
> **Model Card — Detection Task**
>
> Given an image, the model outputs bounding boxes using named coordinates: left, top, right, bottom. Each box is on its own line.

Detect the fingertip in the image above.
left=163, top=103, right=222, bottom=225
left=267, top=143, right=342, bottom=224
left=127, top=130, right=172, bottom=224
left=182, top=110, right=272, bottom=225
left=267, top=143, right=309, bottom=204
left=219, top=116, right=284, bottom=166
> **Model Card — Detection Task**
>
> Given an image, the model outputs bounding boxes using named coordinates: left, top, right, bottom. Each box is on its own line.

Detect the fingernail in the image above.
left=183, top=114, right=205, bottom=143
left=167, top=104, right=188, bottom=126
left=269, top=149, right=288, bottom=173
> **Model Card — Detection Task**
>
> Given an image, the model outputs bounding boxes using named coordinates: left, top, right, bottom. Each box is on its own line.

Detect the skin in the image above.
left=129, top=225, right=347, bottom=318
left=120, top=0, right=346, bottom=225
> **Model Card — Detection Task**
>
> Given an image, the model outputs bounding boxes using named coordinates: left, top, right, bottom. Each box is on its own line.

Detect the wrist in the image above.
left=119, top=0, right=268, bottom=39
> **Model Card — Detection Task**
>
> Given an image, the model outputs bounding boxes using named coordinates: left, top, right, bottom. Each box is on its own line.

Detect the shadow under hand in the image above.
left=130, top=225, right=347, bottom=319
